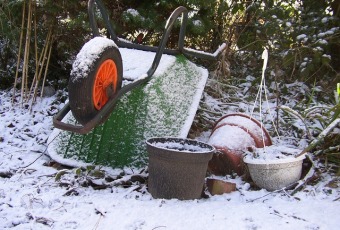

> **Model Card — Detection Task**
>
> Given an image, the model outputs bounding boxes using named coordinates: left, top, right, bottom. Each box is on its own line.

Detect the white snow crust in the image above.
left=149, top=141, right=213, bottom=153
left=0, top=44, right=339, bottom=229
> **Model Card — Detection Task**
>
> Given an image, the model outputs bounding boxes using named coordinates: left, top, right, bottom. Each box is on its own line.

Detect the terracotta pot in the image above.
left=208, top=113, right=272, bottom=176
left=146, top=137, right=215, bottom=200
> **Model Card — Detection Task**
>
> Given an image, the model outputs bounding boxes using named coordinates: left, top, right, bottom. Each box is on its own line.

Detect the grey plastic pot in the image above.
left=146, top=137, right=215, bottom=200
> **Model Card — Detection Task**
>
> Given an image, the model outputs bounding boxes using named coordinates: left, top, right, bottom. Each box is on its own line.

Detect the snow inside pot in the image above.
left=208, top=113, right=272, bottom=176
left=146, top=137, right=215, bottom=200
left=243, top=145, right=305, bottom=191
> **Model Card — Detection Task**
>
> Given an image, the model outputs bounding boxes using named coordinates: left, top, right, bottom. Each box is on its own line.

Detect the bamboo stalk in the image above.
left=25, top=0, right=34, bottom=103
left=30, top=28, right=52, bottom=106
left=28, top=43, right=45, bottom=100
left=12, top=0, right=26, bottom=104
left=40, top=35, right=53, bottom=99
left=28, top=1, right=39, bottom=100
left=21, top=0, right=33, bottom=105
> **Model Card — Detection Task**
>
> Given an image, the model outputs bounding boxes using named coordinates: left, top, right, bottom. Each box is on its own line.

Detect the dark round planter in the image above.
left=146, top=137, right=215, bottom=200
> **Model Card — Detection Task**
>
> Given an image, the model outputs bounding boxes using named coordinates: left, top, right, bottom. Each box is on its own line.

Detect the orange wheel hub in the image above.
left=93, top=59, right=118, bottom=110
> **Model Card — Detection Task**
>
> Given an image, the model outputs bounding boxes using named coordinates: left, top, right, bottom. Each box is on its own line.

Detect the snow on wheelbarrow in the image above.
left=47, top=0, right=226, bottom=168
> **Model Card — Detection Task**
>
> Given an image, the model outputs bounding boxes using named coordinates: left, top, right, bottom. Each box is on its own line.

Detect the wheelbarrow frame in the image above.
left=53, top=0, right=226, bottom=134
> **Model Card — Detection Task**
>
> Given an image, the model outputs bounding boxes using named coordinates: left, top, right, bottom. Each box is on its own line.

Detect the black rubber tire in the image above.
left=68, top=42, right=123, bottom=125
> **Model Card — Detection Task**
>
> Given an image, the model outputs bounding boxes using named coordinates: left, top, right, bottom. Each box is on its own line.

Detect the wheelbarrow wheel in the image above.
left=68, top=38, right=123, bottom=125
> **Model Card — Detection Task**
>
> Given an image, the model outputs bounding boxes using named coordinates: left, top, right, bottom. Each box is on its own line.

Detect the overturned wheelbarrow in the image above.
left=207, top=113, right=272, bottom=175
left=48, top=0, right=226, bottom=168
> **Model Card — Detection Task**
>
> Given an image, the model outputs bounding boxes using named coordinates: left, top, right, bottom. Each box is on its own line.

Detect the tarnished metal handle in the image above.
left=88, top=0, right=226, bottom=60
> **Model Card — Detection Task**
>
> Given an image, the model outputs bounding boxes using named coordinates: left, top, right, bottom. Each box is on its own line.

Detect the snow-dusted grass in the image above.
left=1, top=85, right=339, bottom=229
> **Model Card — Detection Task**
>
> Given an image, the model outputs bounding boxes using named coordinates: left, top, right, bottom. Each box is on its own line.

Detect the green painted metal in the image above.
left=48, top=56, right=207, bottom=168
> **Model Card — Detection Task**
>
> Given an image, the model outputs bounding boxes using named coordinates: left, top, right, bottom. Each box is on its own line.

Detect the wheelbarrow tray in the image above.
left=47, top=48, right=208, bottom=168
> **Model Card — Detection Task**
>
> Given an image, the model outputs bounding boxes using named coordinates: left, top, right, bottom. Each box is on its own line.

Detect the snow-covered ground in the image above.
left=1, top=87, right=339, bottom=230
left=1, top=45, right=339, bottom=229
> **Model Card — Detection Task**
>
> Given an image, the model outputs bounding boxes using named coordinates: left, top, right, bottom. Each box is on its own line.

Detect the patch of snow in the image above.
left=321, top=17, right=328, bottom=23
left=148, top=139, right=214, bottom=153
left=183, top=43, right=226, bottom=59
left=313, top=46, right=324, bottom=52
left=192, top=19, right=202, bottom=26
left=246, top=75, right=255, bottom=81
left=119, top=47, right=175, bottom=82
left=126, top=8, right=140, bottom=17
left=70, top=37, right=118, bottom=82
left=322, top=54, right=331, bottom=59
left=317, top=39, right=328, bottom=45
left=325, top=30, right=334, bottom=35
left=243, top=145, right=306, bottom=163
left=318, top=32, right=326, bottom=38
left=208, top=125, right=256, bottom=150
left=300, top=62, right=307, bottom=68
left=296, top=34, right=307, bottom=40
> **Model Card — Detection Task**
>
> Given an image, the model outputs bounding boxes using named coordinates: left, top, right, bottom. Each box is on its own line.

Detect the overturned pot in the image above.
left=208, top=113, right=272, bottom=176
left=146, top=137, right=215, bottom=200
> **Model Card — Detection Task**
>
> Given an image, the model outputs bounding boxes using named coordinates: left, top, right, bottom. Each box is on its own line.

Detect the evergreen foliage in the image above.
left=0, top=0, right=339, bottom=91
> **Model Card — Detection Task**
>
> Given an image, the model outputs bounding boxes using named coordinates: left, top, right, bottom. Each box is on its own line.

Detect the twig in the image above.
left=290, top=159, right=317, bottom=196
left=246, top=189, right=281, bottom=203
left=18, top=151, right=45, bottom=169
left=246, top=181, right=300, bottom=202
left=315, top=145, right=340, bottom=156
left=92, top=214, right=103, bottom=230
left=152, top=227, right=167, bottom=230
left=17, top=131, right=60, bottom=169
left=198, top=108, right=222, bottom=116
left=289, top=50, right=297, bottom=80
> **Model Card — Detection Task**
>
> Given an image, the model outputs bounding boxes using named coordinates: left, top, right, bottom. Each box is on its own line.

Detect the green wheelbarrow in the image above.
left=48, top=0, right=226, bottom=168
